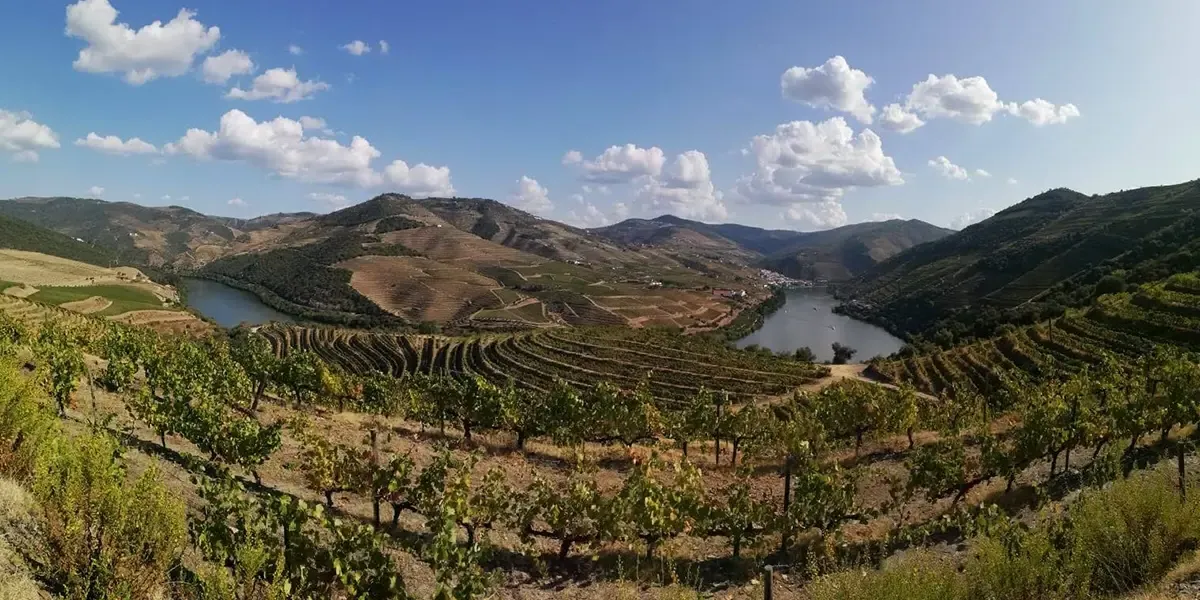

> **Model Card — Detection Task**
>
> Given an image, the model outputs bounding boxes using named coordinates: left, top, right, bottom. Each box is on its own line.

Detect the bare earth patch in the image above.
left=59, top=295, right=112, bottom=314
left=0, top=286, right=36, bottom=299
left=341, top=255, right=504, bottom=322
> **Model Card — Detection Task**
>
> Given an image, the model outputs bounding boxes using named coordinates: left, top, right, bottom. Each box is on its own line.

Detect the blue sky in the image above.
left=1, top=1, right=1199, bottom=231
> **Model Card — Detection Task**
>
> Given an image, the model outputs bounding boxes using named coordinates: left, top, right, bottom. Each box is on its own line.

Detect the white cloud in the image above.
left=510, top=176, right=552, bottom=214
left=784, top=200, right=848, bottom=230
left=878, top=103, right=925, bottom=134
left=298, top=116, right=333, bottom=135
left=160, top=194, right=171, bottom=201
left=165, top=109, right=452, bottom=194
left=565, top=144, right=665, bottom=183
left=379, top=40, right=390, bottom=55
left=1007, top=177, right=1018, bottom=185
left=906, top=74, right=1008, bottom=125
left=871, top=212, right=902, bottom=221
left=928, top=156, right=969, bottom=180
left=382, top=160, right=454, bottom=197
left=735, top=118, right=902, bottom=226
left=88, top=186, right=105, bottom=197
left=889, top=74, right=1080, bottom=129
left=341, top=40, right=370, bottom=56
left=202, top=49, right=254, bottom=84
left=309, top=192, right=349, bottom=207
left=180, top=195, right=190, bottom=201
left=613, top=202, right=630, bottom=220
left=566, top=202, right=612, bottom=228
left=780, top=56, right=875, bottom=124
left=975, top=168, right=992, bottom=177
left=65, top=0, right=220, bottom=85
left=227, top=197, right=245, bottom=207
left=637, top=150, right=726, bottom=221
left=74, top=132, right=157, bottom=155
left=0, top=110, right=60, bottom=162
left=288, top=44, right=303, bottom=56
left=1008, top=99, right=1081, bottom=126
left=226, top=68, right=329, bottom=103
left=950, top=208, right=996, bottom=229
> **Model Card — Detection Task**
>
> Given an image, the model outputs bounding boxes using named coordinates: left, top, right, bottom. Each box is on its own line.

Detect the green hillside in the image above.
left=841, top=181, right=1200, bottom=344
left=0, top=213, right=117, bottom=266
left=869, top=271, right=1200, bottom=398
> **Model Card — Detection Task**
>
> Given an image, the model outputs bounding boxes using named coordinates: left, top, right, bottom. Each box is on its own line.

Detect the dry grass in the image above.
left=0, top=478, right=41, bottom=600
left=0, top=249, right=176, bottom=301
left=59, top=295, right=112, bottom=314
left=341, top=255, right=505, bottom=322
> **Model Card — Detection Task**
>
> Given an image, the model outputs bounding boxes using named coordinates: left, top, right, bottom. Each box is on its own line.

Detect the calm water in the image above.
left=737, top=287, right=905, bottom=362
left=183, top=278, right=295, bottom=328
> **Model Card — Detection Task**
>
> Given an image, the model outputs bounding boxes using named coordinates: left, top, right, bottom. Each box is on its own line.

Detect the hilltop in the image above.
left=0, top=194, right=776, bottom=330
left=592, top=215, right=953, bottom=281
left=841, top=181, right=1200, bottom=343
left=0, top=212, right=118, bottom=267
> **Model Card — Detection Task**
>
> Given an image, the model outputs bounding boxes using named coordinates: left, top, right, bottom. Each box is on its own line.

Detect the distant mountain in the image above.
left=592, top=215, right=954, bottom=281
left=842, top=182, right=1200, bottom=340
left=0, top=197, right=245, bottom=268
left=0, top=213, right=118, bottom=267
left=0, top=194, right=772, bottom=329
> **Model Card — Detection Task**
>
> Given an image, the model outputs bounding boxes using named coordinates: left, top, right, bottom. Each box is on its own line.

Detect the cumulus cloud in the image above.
left=309, top=192, right=349, bottom=207
left=566, top=202, right=612, bottom=228
left=784, top=200, right=848, bottom=229
left=564, top=144, right=665, bottom=184
left=88, top=186, right=105, bottom=197
left=74, top=132, right=157, bottom=155
left=298, top=116, right=333, bottom=135
left=341, top=40, right=370, bottom=56
left=202, top=49, right=254, bottom=84
left=883, top=74, right=1080, bottom=132
left=780, top=56, right=875, bottom=124
left=164, top=109, right=454, bottom=195
left=975, top=168, right=992, bottom=177
left=510, top=176, right=552, bottom=214
left=1007, top=177, right=1018, bottom=185
left=227, top=197, right=245, bottom=207
left=928, top=156, right=969, bottom=180
left=0, top=110, right=60, bottom=162
left=871, top=212, right=902, bottom=221
left=1008, top=99, right=1081, bottom=126
left=738, top=119, right=903, bottom=203
left=878, top=103, right=925, bottom=133
left=637, top=150, right=726, bottom=221
left=379, top=40, right=390, bottom=55
left=65, top=0, right=220, bottom=85
left=226, top=67, right=329, bottom=103
left=288, top=44, right=303, bottom=56
left=950, top=208, right=996, bottom=230
left=382, top=160, right=454, bottom=197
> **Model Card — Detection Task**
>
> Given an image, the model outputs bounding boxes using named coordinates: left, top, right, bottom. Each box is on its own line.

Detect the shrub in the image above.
left=30, top=433, right=187, bottom=600
left=806, top=552, right=962, bottom=600
left=1069, top=471, right=1200, bottom=595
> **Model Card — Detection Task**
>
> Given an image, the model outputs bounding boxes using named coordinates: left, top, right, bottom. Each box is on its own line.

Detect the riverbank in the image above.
left=183, top=272, right=405, bottom=329
left=705, top=287, right=786, bottom=344
left=737, top=287, right=906, bottom=362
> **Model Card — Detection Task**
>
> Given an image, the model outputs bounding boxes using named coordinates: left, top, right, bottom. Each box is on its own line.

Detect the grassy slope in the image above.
left=28, top=284, right=165, bottom=316
left=845, top=181, right=1200, bottom=339
left=0, top=213, right=117, bottom=266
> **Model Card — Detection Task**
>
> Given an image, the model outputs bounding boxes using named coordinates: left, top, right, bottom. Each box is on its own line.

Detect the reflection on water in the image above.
left=183, top=278, right=295, bottom=328
left=737, top=287, right=905, bottom=362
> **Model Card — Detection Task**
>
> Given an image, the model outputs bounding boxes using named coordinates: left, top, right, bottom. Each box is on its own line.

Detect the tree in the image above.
left=701, top=469, right=773, bottom=558
left=497, top=379, right=545, bottom=450
left=514, top=471, right=616, bottom=561
left=616, top=455, right=703, bottom=559
left=792, top=347, right=817, bottom=362
left=276, top=351, right=323, bottom=408
left=831, top=342, right=858, bottom=365
left=670, top=388, right=715, bottom=458
left=591, top=381, right=662, bottom=448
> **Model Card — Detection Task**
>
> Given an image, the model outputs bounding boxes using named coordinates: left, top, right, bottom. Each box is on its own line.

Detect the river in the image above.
left=182, top=278, right=295, bottom=328
left=736, top=287, right=905, bottom=362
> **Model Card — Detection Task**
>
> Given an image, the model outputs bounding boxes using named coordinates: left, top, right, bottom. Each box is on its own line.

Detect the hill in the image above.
left=0, top=212, right=119, bottom=267
left=0, top=195, right=773, bottom=329
left=593, top=215, right=953, bottom=281
left=0, top=196, right=245, bottom=267
left=841, top=181, right=1200, bottom=343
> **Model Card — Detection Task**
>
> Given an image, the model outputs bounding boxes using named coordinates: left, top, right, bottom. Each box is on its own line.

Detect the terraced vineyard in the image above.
left=261, top=324, right=829, bottom=405
left=870, top=272, right=1200, bottom=396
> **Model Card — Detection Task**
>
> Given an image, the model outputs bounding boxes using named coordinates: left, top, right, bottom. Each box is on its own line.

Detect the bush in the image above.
left=807, top=552, right=962, bottom=600
left=30, top=433, right=188, bottom=600
left=1069, top=471, right=1200, bottom=595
